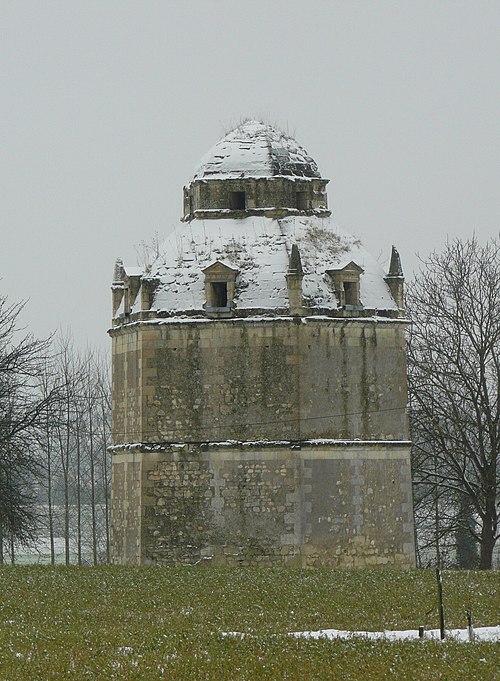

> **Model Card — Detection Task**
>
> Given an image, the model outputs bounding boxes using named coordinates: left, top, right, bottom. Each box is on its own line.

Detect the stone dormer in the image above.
left=111, top=259, right=144, bottom=317
left=202, top=261, right=239, bottom=315
left=326, top=262, right=364, bottom=309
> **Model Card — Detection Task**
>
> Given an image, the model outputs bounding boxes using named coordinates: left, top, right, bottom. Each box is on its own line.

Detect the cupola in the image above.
left=183, top=120, right=330, bottom=221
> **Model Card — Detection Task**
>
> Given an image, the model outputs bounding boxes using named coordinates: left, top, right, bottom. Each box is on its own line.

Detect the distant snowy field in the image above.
left=224, top=626, right=500, bottom=643
left=291, top=626, right=500, bottom=643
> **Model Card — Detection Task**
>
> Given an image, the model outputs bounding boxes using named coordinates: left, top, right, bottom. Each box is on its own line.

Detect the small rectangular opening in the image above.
left=296, top=191, right=308, bottom=210
left=211, top=282, right=228, bottom=307
left=343, top=281, right=358, bottom=306
left=230, top=191, right=246, bottom=210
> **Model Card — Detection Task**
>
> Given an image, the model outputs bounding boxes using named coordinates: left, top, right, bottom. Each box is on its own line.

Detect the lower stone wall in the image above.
left=110, top=453, right=142, bottom=565
left=111, top=442, right=415, bottom=567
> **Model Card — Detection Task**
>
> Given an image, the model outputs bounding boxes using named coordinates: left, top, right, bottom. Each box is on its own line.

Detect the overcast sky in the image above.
left=2, top=1, right=499, bottom=349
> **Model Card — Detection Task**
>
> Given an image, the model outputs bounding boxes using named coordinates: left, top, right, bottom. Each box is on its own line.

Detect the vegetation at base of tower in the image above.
left=408, top=237, right=500, bottom=570
left=0, top=291, right=111, bottom=565
left=0, top=567, right=498, bottom=680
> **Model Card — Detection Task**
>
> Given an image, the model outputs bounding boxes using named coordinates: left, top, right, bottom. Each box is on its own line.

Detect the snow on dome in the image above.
left=148, top=215, right=397, bottom=315
left=192, top=120, right=321, bottom=181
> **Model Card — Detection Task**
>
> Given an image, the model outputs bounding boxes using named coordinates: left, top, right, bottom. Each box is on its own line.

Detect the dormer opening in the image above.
left=210, top=282, right=228, bottom=308
left=230, top=191, right=246, bottom=210
left=296, top=191, right=308, bottom=210
left=343, top=281, right=358, bottom=306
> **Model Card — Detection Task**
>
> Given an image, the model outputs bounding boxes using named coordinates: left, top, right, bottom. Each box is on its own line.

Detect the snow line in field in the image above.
left=222, top=626, right=500, bottom=643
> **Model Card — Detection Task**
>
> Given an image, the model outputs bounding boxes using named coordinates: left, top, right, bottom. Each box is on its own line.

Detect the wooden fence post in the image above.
left=467, top=610, right=474, bottom=642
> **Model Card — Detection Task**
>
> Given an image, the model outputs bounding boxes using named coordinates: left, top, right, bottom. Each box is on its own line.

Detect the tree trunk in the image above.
left=63, top=466, right=70, bottom=565
left=76, top=425, right=82, bottom=566
left=456, top=495, right=479, bottom=568
left=479, top=522, right=495, bottom=569
left=90, top=415, right=97, bottom=566
left=46, top=430, right=55, bottom=565
left=479, top=491, right=497, bottom=569
left=9, top=528, right=15, bottom=565
left=103, top=441, right=110, bottom=563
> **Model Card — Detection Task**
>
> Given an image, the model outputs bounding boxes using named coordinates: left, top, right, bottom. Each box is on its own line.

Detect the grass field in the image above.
left=0, top=566, right=498, bottom=680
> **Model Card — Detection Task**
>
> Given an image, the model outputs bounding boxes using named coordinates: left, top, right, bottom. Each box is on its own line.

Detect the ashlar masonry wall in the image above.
left=184, top=177, right=329, bottom=219
left=110, top=317, right=409, bottom=446
left=110, top=316, right=414, bottom=567
left=111, top=442, right=414, bottom=567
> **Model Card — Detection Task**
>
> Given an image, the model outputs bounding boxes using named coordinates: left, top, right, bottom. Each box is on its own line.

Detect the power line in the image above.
left=111, top=404, right=408, bottom=438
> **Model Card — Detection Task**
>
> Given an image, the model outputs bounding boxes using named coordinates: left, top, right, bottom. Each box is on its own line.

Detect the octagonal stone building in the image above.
left=110, top=120, right=415, bottom=567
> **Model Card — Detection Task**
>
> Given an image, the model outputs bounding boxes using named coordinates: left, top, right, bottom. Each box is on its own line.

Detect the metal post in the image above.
left=436, top=568, right=445, bottom=640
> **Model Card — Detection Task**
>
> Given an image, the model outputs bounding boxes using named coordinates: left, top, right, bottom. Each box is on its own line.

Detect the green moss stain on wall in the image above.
left=360, top=328, right=370, bottom=439
left=340, top=326, right=350, bottom=438
left=136, top=319, right=408, bottom=445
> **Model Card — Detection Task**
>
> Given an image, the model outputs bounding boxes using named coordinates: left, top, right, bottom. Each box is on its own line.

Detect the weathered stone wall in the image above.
left=110, top=452, right=142, bottom=564
left=111, top=318, right=408, bottom=445
left=126, top=443, right=414, bottom=567
left=111, top=329, right=142, bottom=446
left=110, top=317, right=413, bottom=567
left=184, top=177, right=329, bottom=217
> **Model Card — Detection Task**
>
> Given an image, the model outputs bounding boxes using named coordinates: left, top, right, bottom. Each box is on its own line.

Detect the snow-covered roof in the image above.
left=124, top=266, right=144, bottom=278
left=192, top=120, right=321, bottom=181
left=144, top=215, right=397, bottom=315
left=118, top=122, right=401, bottom=319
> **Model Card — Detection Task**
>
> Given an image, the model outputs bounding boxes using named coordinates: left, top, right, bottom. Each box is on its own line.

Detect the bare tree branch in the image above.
left=409, top=237, right=500, bottom=569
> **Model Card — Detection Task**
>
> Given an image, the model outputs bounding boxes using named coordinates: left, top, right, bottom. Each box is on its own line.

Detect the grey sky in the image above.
left=2, top=1, right=499, bottom=349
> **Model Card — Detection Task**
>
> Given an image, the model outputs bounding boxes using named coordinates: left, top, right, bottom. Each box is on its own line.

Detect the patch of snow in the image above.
left=109, top=439, right=411, bottom=453
left=222, top=626, right=500, bottom=643
left=123, top=266, right=144, bottom=277
left=290, top=626, right=500, bottom=643
left=117, top=646, right=134, bottom=655
left=192, top=120, right=320, bottom=180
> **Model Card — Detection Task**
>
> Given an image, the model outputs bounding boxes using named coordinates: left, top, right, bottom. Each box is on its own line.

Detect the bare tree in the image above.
left=94, top=352, right=112, bottom=562
left=0, top=294, right=112, bottom=565
left=34, top=336, right=112, bottom=564
left=408, top=237, right=500, bottom=569
left=0, top=293, right=60, bottom=561
left=135, top=230, right=162, bottom=273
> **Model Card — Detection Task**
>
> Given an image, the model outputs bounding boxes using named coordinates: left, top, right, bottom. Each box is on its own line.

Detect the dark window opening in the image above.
left=344, top=281, right=358, bottom=306
left=230, top=191, right=246, bottom=210
left=296, top=191, right=308, bottom=210
left=211, top=282, right=228, bottom=307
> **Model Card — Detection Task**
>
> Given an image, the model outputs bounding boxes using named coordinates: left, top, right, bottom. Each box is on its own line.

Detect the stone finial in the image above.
left=288, top=243, right=303, bottom=275
left=385, top=246, right=404, bottom=310
left=113, top=258, right=125, bottom=284
left=112, top=258, right=125, bottom=317
left=286, top=244, right=304, bottom=315
left=388, top=246, right=403, bottom=277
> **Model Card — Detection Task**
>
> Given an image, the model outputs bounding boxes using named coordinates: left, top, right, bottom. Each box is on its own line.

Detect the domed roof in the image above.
left=192, top=120, right=321, bottom=180
left=145, top=215, right=398, bottom=315
left=113, top=122, right=403, bottom=325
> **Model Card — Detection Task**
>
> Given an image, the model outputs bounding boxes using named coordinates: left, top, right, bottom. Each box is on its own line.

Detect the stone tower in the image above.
left=110, top=121, right=415, bottom=567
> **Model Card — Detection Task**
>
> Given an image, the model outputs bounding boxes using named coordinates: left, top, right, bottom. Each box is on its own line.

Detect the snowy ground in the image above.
left=293, top=626, right=500, bottom=642
left=225, top=626, right=500, bottom=643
